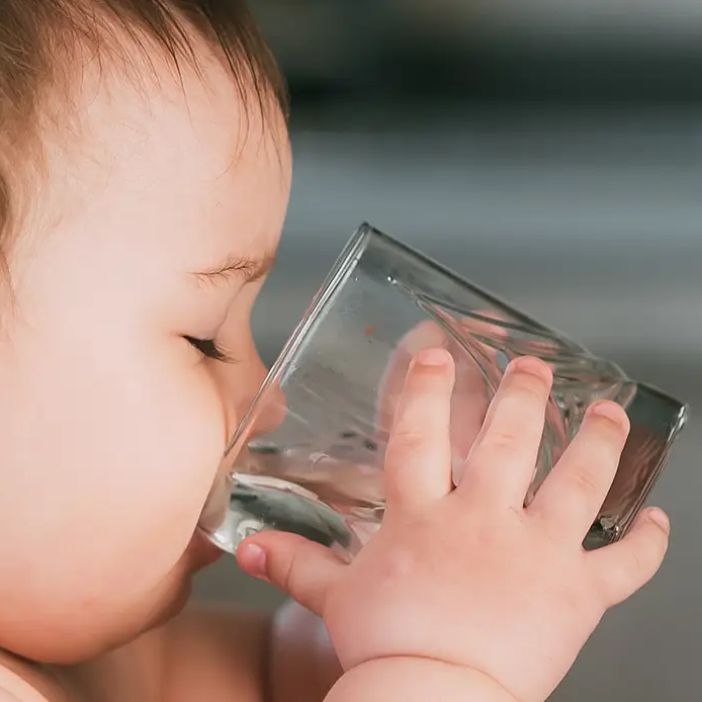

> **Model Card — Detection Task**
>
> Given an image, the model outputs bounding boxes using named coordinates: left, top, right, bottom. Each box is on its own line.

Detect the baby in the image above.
left=0, top=2, right=670, bottom=701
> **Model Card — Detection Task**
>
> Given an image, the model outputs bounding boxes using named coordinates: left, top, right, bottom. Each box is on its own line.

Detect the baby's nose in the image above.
left=235, top=351, right=286, bottom=438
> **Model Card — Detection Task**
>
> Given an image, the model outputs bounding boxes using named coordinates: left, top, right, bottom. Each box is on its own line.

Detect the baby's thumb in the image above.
left=237, top=532, right=346, bottom=616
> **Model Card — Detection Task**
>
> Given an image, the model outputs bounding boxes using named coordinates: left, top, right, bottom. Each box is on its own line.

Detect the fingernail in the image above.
left=587, top=401, right=628, bottom=426
left=506, top=356, right=551, bottom=381
left=647, top=508, right=670, bottom=534
left=414, top=348, right=451, bottom=367
left=238, top=543, right=268, bottom=579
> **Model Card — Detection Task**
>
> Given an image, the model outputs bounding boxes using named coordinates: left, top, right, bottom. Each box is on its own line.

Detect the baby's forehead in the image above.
left=0, top=2, right=290, bottom=273
left=36, top=53, right=290, bottom=289
left=80, top=51, right=254, bottom=173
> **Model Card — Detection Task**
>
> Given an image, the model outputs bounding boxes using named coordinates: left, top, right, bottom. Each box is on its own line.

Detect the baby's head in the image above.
left=0, top=0, right=291, bottom=663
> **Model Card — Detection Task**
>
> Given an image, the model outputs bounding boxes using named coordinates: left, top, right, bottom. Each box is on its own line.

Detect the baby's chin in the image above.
left=141, top=529, right=224, bottom=631
left=0, top=531, right=224, bottom=665
left=76, top=532, right=223, bottom=660
left=110, top=531, right=224, bottom=645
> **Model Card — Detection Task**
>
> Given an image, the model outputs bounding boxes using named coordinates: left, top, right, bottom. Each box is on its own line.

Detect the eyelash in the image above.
left=185, top=336, right=234, bottom=363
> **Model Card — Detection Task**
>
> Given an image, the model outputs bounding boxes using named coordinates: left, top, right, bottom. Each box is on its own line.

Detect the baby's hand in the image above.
left=238, top=350, right=669, bottom=702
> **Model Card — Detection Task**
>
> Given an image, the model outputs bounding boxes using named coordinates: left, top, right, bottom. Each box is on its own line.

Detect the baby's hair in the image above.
left=0, top=0, right=287, bottom=282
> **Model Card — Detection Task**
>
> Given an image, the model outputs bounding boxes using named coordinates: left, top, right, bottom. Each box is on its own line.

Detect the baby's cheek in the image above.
left=92, top=351, right=226, bottom=575
left=0, top=341, right=226, bottom=654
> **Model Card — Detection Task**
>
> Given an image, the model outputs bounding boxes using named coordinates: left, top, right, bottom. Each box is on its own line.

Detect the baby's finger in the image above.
left=237, top=532, right=346, bottom=616
left=376, top=321, right=447, bottom=435
left=457, top=357, right=552, bottom=508
left=587, top=507, right=670, bottom=607
left=384, top=347, right=455, bottom=515
left=377, top=315, right=511, bottom=479
left=528, top=401, right=629, bottom=541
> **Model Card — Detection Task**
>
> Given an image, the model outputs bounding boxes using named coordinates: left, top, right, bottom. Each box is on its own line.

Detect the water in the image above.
left=209, top=453, right=384, bottom=559
left=207, top=448, right=617, bottom=558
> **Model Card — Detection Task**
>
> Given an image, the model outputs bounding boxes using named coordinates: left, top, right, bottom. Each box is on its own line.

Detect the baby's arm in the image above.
left=268, top=600, right=341, bottom=701
left=159, top=601, right=339, bottom=702
left=326, top=658, right=517, bottom=702
left=162, top=605, right=510, bottom=702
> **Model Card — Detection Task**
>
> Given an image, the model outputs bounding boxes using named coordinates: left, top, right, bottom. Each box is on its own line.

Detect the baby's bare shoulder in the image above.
left=0, top=659, right=55, bottom=702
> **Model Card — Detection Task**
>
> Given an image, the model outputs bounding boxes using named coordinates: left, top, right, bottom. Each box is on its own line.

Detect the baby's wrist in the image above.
left=327, top=656, right=521, bottom=702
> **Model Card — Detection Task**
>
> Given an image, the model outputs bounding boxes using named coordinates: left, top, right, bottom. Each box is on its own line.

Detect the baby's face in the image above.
left=0, top=45, right=291, bottom=662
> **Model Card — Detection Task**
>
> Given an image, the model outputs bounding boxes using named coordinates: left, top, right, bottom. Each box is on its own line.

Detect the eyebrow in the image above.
left=190, top=252, right=277, bottom=288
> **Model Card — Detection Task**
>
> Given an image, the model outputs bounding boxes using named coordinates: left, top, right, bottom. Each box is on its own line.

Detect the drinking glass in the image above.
left=199, top=223, right=689, bottom=558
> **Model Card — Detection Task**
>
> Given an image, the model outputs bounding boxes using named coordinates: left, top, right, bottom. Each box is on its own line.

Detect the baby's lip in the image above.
left=198, top=450, right=241, bottom=536
left=187, top=528, right=224, bottom=570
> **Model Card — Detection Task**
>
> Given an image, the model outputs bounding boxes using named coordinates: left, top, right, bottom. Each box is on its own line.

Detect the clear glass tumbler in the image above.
left=199, top=223, right=689, bottom=558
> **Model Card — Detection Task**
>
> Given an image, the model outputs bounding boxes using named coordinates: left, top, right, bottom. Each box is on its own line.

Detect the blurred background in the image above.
left=194, top=3, right=702, bottom=700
